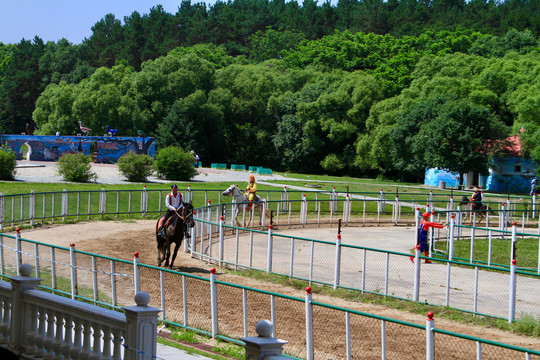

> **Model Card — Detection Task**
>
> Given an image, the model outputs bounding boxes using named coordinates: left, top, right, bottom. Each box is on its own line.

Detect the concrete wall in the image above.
left=0, top=134, right=155, bottom=163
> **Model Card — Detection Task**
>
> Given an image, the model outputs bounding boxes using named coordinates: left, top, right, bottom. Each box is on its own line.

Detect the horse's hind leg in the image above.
left=157, top=239, right=164, bottom=267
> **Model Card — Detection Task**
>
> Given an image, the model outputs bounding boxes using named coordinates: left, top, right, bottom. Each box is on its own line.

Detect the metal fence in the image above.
left=1, top=187, right=538, bottom=230
left=188, top=201, right=540, bottom=322
left=0, top=231, right=539, bottom=360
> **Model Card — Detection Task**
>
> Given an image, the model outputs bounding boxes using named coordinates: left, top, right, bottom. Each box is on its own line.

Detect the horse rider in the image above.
left=245, top=174, right=257, bottom=210
left=471, top=186, right=483, bottom=212
left=157, top=184, right=189, bottom=238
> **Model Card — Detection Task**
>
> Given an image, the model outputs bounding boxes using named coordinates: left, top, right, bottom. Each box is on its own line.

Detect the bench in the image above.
left=211, top=163, right=227, bottom=169
left=231, top=164, right=246, bottom=171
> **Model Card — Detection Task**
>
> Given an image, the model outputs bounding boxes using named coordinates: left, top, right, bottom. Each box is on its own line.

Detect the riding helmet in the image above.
left=249, top=174, right=255, bottom=182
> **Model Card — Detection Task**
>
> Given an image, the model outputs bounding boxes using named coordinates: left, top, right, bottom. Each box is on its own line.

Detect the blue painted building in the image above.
left=424, top=134, right=537, bottom=194
left=0, top=134, right=155, bottom=163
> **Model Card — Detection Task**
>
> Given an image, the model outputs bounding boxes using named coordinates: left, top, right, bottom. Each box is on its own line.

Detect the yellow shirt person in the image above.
left=245, top=174, right=257, bottom=202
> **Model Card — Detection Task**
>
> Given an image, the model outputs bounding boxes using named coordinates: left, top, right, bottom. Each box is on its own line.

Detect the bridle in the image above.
left=174, top=204, right=194, bottom=223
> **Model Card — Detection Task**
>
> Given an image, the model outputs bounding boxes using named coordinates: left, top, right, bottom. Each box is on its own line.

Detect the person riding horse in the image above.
left=245, top=174, right=258, bottom=210
left=157, top=184, right=190, bottom=239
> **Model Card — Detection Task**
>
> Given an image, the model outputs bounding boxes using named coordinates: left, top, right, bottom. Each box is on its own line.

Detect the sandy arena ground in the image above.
left=9, top=220, right=540, bottom=359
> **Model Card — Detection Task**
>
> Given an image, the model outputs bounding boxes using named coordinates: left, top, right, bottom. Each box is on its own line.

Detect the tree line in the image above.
left=0, top=0, right=539, bottom=181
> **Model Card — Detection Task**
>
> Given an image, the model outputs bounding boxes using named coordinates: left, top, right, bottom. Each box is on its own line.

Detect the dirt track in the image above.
left=11, top=221, right=540, bottom=359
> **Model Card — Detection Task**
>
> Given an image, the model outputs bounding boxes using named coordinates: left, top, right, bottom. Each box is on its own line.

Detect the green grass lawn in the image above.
left=442, top=237, right=539, bottom=270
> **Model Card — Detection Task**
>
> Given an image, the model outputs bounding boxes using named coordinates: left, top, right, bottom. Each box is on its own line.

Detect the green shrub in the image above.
left=57, top=153, right=97, bottom=182
left=154, top=146, right=197, bottom=181
left=0, top=145, right=17, bottom=180
left=320, top=153, right=345, bottom=173
left=117, top=152, right=154, bottom=182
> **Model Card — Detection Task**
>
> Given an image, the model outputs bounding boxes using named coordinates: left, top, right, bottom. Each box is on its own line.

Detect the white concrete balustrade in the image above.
left=0, top=264, right=160, bottom=360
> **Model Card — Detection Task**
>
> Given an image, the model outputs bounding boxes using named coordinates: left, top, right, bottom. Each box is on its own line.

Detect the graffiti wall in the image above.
left=0, top=135, right=155, bottom=163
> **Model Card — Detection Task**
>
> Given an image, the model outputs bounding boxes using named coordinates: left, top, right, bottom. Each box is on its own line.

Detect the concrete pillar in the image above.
left=241, top=320, right=288, bottom=360
left=9, top=264, right=42, bottom=354
left=123, top=291, right=161, bottom=360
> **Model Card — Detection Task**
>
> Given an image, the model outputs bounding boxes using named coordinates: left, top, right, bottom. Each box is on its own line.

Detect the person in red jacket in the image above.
left=410, top=212, right=446, bottom=263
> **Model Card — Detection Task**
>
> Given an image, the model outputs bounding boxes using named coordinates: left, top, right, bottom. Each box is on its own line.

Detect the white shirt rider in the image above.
left=166, top=191, right=183, bottom=211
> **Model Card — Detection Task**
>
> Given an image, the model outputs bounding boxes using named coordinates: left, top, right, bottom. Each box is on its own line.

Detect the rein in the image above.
left=174, top=206, right=193, bottom=223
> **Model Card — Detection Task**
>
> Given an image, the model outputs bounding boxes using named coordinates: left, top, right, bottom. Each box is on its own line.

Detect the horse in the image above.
left=156, top=202, right=195, bottom=268
left=222, top=184, right=267, bottom=227
left=458, top=195, right=495, bottom=224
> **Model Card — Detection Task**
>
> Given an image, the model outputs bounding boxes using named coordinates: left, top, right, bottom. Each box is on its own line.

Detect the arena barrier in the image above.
left=1, top=188, right=539, bottom=319
left=0, top=231, right=539, bottom=360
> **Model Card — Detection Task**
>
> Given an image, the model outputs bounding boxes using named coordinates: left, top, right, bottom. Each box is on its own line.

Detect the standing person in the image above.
left=411, top=212, right=446, bottom=263
left=245, top=174, right=257, bottom=210
left=190, top=150, right=200, bottom=168
left=157, top=184, right=184, bottom=238
left=531, top=177, right=538, bottom=196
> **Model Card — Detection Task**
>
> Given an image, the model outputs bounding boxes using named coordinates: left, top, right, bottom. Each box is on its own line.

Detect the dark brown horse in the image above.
left=156, top=202, right=195, bottom=268
left=459, top=195, right=495, bottom=224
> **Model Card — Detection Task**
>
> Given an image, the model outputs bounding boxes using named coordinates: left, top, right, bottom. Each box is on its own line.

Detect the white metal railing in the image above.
left=0, top=263, right=159, bottom=360
left=1, top=188, right=538, bottom=231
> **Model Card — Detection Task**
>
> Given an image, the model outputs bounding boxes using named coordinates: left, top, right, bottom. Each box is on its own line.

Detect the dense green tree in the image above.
left=86, top=14, right=125, bottom=67
left=0, top=37, right=45, bottom=134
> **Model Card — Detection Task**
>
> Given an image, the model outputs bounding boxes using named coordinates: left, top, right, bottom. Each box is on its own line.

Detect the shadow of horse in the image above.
left=156, top=202, right=195, bottom=268
left=222, top=184, right=270, bottom=227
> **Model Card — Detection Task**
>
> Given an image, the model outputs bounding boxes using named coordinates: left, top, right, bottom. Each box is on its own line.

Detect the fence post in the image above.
left=141, top=185, right=147, bottom=217
left=426, top=312, right=435, bottom=360
left=533, top=193, right=536, bottom=219
left=62, top=189, right=68, bottom=222
left=267, top=224, right=273, bottom=273
left=332, top=187, right=336, bottom=215
left=302, top=194, right=307, bottom=226
left=9, top=264, right=42, bottom=354
left=394, top=194, right=399, bottom=225
left=509, top=259, right=517, bottom=323
left=123, top=291, right=161, bottom=360
left=100, top=188, right=106, bottom=217
left=210, top=268, right=218, bottom=338
left=449, top=215, right=455, bottom=261
left=0, top=192, right=4, bottom=231
left=15, top=228, right=21, bottom=276
left=219, top=216, right=224, bottom=267
left=305, top=287, right=314, bottom=360
left=334, top=233, right=341, bottom=290
left=511, top=222, right=517, bottom=261
left=378, top=189, right=384, bottom=215
left=413, top=245, right=421, bottom=302
left=133, top=252, right=140, bottom=294
left=30, top=190, right=35, bottom=226
left=283, top=185, right=288, bottom=212
left=70, top=243, right=78, bottom=299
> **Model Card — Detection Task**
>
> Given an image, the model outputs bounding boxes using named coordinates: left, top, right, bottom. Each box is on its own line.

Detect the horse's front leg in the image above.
left=164, top=243, right=171, bottom=267
left=170, top=242, right=181, bottom=269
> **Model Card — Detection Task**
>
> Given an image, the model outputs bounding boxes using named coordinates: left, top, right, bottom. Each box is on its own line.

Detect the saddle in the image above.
left=158, top=215, right=176, bottom=236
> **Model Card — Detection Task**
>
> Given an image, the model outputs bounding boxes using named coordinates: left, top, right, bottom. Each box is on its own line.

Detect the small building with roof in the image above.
left=425, top=132, right=536, bottom=193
